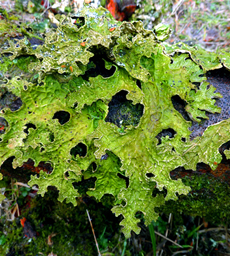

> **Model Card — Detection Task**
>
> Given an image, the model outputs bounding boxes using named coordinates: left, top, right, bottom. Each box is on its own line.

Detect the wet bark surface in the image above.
left=171, top=67, right=230, bottom=185
left=190, top=67, right=230, bottom=139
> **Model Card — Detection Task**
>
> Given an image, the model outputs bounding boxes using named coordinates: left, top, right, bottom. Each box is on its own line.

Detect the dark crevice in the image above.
left=219, top=141, right=230, bottom=161
left=91, top=162, right=97, bottom=171
left=146, top=173, right=155, bottom=178
left=206, top=67, right=230, bottom=79
left=71, top=16, right=85, bottom=28
left=84, top=161, right=97, bottom=173
left=117, top=173, right=129, bottom=188
left=53, top=111, right=70, bottom=125
left=170, top=166, right=188, bottom=180
left=72, top=176, right=96, bottom=195
left=105, top=90, right=144, bottom=128
left=0, top=157, right=53, bottom=182
left=40, top=147, right=45, bottom=152
left=73, top=102, right=78, bottom=109
left=49, top=132, right=54, bottom=142
left=152, top=187, right=167, bottom=198
left=121, top=200, right=126, bottom=206
left=38, top=82, right=44, bottom=86
left=81, top=46, right=116, bottom=81
left=24, top=123, right=36, bottom=134
left=196, top=162, right=209, bottom=171
left=156, top=128, right=176, bottom=145
left=70, top=142, right=87, bottom=158
left=0, top=117, right=8, bottom=134
left=171, top=95, right=190, bottom=121
left=171, top=161, right=230, bottom=186
left=136, top=80, right=142, bottom=89
left=0, top=88, right=23, bottom=112
left=191, top=82, right=200, bottom=89
left=64, top=171, right=69, bottom=178
left=135, top=211, right=144, bottom=219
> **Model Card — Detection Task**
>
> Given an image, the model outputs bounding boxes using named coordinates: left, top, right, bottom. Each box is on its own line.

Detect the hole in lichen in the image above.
left=171, top=95, right=190, bottom=121
left=192, top=82, right=200, bottom=89
left=181, top=137, right=186, bottom=142
left=219, top=141, right=230, bottom=161
left=146, top=173, right=155, bottom=178
left=196, top=162, right=210, bottom=171
left=38, top=82, right=44, bottom=86
left=136, top=80, right=142, bottom=89
left=152, top=187, right=167, bottom=198
left=0, top=157, right=53, bottom=180
left=85, top=161, right=97, bottom=173
left=0, top=89, right=22, bottom=112
left=135, top=211, right=144, bottom=219
left=0, top=117, right=8, bottom=134
left=170, top=166, right=194, bottom=180
left=92, top=162, right=97, bottom=171
left=73, top=102, right=78, bottom=108
left=105, top=90, right=144, bottom=128
left=70, top=142, right=87, bottom=158
left=81, top=46, right=116, bottom=81
left=49, top=132, right=54, bottom=142
left=53, top=111, right=70, bottom=125
left=24, top=123, right=36, bottom=134
left=40, top=147, right=45, bottom=152
left=156, top=128, right=176, bottom=145
left=121, top=200, right=126, bottom=206
left=117, top=173, right=129, bottom=188
left=22, top=159, right=53, bottom=175
left=72, top=16, right=85, bottom=28
left=73, top=176, right=96, bottom=194
left=64, top=171, right=69, bottom=179
left=11, top=98, right=22, bottom=111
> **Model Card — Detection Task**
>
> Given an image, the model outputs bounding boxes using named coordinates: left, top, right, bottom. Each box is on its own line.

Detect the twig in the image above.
left=154, top=231, right=183, bottom=248
left=14, top=182, right=39, bottom=191
left=172, top=248, right=193, bottom=256
left=196, top=218, right=200, bottom=251
left=159, top=213, right=172, bottom=256
left=10, top=202, right=19, bottom=220
left=86, top=209, right=101, bottom=256
left=198, top=227, right=230, bottom=234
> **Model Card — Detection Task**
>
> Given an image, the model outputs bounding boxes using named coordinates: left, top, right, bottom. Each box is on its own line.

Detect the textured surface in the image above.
left=0, top=7, right=230, bottom=238
left=190, top=68, right=230, bottom=139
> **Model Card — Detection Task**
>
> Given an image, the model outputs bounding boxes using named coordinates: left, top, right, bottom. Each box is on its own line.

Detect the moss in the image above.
left=0, top=189, right=121, bottom=255
left=158, top=173, right=230, bottom=224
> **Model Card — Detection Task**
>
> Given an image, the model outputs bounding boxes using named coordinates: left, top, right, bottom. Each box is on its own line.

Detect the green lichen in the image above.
left=0, top=7, right=229, bottom=237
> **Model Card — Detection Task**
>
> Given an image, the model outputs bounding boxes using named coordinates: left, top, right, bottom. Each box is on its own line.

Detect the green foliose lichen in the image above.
left=0, top=7, right=229, bottom=237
